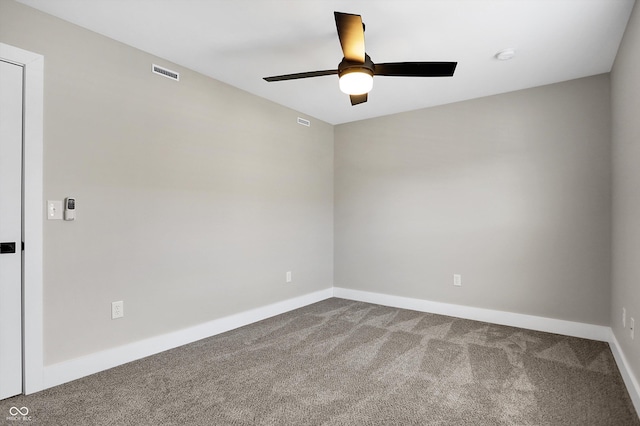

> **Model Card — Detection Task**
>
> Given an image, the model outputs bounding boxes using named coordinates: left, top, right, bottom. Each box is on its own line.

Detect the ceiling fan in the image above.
left=264, top=11, right=457, bottom=106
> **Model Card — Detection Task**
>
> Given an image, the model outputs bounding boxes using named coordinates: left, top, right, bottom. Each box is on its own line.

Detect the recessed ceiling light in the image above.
left=495, top=48, right=516, bottom=61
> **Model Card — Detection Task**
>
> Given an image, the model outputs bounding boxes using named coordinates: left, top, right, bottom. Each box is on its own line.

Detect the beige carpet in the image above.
left=1, top=298, right=638, bottom=425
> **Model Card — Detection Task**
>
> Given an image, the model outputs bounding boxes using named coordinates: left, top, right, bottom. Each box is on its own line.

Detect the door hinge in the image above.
left=22, top=241, right=24, bottom=251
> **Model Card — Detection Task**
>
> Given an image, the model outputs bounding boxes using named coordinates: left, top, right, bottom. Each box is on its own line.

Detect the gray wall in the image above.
left=0, top=0, right=334, bottom=365
left=335, top=75, right=612, bottom=326
left=612, top=0, right=640, bottom=388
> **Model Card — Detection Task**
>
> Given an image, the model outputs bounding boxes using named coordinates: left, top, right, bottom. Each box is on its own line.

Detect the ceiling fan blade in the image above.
left=374, top=62, right=457, bottom=77
left=350, top=93, right=368, bottom=106
left=264, top=69, right=338, bottom=82
left=334, top=12, right=365, bottom=63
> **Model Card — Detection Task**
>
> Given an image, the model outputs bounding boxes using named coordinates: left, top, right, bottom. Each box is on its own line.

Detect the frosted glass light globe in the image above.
left=339, top=71, right=373, bottom=95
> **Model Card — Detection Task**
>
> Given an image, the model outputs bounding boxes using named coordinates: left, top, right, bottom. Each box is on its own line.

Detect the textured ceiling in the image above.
left=17, top=0, right=636, bottom=124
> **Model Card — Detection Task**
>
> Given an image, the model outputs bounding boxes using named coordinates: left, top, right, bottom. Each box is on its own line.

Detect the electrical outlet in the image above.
left=453, top=274, right=462, bottom=287
left=286, top=271, right=292, bottom=283
left=622, top=307, right=626, bottom=328
left=631, top=317, right=635, bottom=340
left=111, top=301, right=124, bottom=319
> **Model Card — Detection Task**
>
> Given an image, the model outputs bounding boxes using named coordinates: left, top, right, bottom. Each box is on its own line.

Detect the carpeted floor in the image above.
left=1, top=298, right=638, bottom=425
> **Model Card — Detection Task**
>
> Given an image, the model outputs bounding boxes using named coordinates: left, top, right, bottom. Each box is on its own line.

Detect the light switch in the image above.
left=47, top=200, right=63, bottom=220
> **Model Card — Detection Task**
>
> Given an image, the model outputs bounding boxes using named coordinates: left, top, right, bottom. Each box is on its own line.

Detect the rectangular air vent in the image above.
left=152, top=64, right=179, bottom=81
left=297, top=117, right=311, bottom=127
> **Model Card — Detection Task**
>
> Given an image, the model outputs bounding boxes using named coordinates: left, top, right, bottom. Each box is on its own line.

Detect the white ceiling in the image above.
left=17, top=0, right=636, bottom=124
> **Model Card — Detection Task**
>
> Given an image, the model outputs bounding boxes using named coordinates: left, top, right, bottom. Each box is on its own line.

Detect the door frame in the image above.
left=0, top=43, right=44, bottom=395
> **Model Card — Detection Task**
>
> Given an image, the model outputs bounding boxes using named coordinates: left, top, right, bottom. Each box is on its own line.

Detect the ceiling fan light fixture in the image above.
left=339, top=70, right=373, bottom=95
left=263, top=12, right=458, bottom=106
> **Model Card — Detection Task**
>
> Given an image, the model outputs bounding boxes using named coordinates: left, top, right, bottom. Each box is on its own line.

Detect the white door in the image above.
left=0, top=59, right=24, bottom=400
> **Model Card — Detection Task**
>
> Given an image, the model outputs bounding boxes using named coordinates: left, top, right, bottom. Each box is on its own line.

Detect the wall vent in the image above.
left=297, top=117, right=311, bottom=127
left=152, top=64, right=179, bottom=81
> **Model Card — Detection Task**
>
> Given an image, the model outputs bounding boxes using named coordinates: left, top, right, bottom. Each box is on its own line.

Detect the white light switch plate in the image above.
left=47, top=200, right=63, bottom=220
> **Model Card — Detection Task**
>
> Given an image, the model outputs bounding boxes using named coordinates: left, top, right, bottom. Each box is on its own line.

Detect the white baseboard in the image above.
left=333, top=287, right=610, bottom=341
left=608, top=332, right=640, bottom=415
left=42, top=288, right=333, bottom=391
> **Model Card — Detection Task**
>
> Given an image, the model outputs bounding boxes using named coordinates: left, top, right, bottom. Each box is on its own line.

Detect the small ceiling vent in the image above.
left=297, top=117, right=311, bottom=127
left=152, top=64, right=179, bottom=81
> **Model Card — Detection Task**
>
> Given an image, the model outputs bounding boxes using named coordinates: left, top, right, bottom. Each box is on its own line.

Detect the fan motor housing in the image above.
left=338, top=54, right=375, bottom=78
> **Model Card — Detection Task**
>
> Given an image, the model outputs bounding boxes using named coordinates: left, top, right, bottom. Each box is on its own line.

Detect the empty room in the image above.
left=0, top=0, right=639, bottom=424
